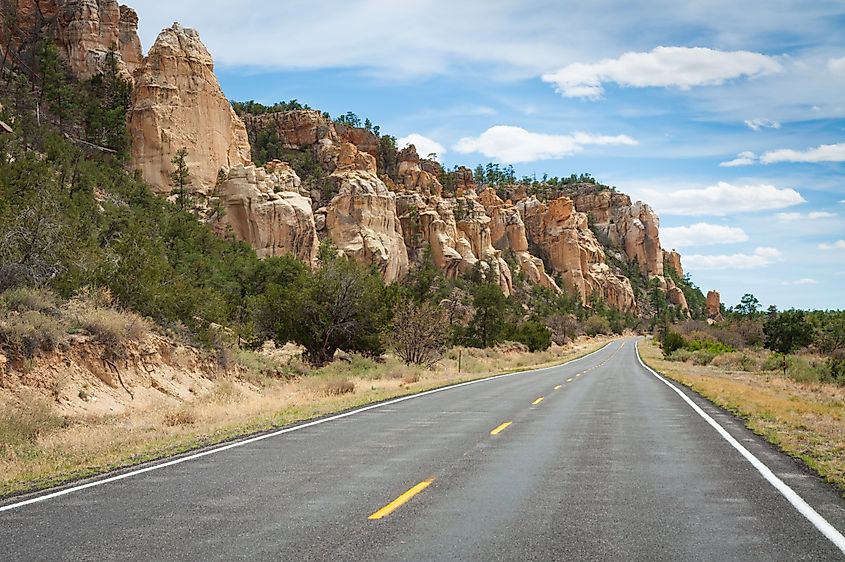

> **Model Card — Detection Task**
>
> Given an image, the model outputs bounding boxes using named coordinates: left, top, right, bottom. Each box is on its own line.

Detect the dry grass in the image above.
left=0, top=336, right=613, bottom=498
left=321, top=377, right=355, bottom=396
left=639, top=338, right=845, bottom=491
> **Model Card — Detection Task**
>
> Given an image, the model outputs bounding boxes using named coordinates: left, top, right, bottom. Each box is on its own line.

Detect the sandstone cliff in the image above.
left=1, top=0, right=141, bottom=81
left=108, top=9, right=698, bottom=315
left=322, top=143, right=409, bottom=283
left=215, top=163, right=319, bottom=265
left=128, top=23, right=251, bottom=194
left=517, top=195, right=636, bottom=311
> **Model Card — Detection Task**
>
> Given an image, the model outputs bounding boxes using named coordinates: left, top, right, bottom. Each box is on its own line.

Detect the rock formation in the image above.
left=707, top=290, right=723, bottom=322
left=578, top=194, right=664, bottom=280
left=393, top=147, right=514, bottom=295
left=128, top=23, right=251, bottom=194
left=1, top=0, right=141, bottom=81
left=215, top=164, right=319, bottom=265
left=517, top=195, right=636, bottom=311
left=243, top=110, right=337, bottom=151
left=666, top=250, right=684, bottom=279
left=321, top=143, right=409, bottom=283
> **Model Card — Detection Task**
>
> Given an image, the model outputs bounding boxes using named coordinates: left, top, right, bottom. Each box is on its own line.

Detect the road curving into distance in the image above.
left=3, top=337, right=845, bottom=561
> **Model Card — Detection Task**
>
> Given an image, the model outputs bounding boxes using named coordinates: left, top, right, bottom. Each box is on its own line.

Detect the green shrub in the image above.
left=691, top=350, right=718, bottom=365
left=507, top=321, right=552, bottom=352
left=585, top=315, right=611, bottom=337
left=686, top=339, right=734, bottom=354
left=662, top=330, right=686, bottom=356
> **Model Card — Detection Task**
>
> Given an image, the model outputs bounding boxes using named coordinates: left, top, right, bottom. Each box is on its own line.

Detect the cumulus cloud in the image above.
left=541, top=47, right=783, bottom=99
left=684, top=247, right=782, bottom=270
left=760, top=143, right=845, bottom=164
left=782, top=278, right=817, bottom=286
left=719, top=151, right=757, bottom=167
left=636, top=182, right=805, bottom=216
left=397, top=134, right=446, bottom=159
left=775, top=211, right=836, bottom=221
left=745, top=118, right=781, bottom=131
left=819, top=240, right=845, bottom=250
left=453, top=126, right=637, bottom=163
left=829, top=57, right=845, bottom=76
left=661, top=223, right=749, bottom=248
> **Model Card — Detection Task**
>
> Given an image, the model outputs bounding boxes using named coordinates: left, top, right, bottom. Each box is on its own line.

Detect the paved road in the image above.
left=3, top=338, right=845, bottom=561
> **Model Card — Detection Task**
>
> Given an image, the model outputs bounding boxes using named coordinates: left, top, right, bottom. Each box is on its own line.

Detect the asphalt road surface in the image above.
left=3, top=337, right=845, bottom=561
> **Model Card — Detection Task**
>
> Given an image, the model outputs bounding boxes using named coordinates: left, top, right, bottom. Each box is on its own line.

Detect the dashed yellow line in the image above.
left=491, top=421, right=513, bottom=436
left=369, top=477, right=436, bottom=520
left=567, top=378, right=574, bottom=383
left=554, top=385, right=562, bottom=390
left=532, top=397, right=545, bottom=405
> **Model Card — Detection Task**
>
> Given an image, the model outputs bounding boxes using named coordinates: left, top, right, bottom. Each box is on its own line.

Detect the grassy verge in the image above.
left=0, top=338, right=612, bottom=499
left=638, top=338, right=845, bottom=492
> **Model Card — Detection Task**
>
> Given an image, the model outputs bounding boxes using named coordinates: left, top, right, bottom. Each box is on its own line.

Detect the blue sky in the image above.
left=130, top=0, right=845, bottom=310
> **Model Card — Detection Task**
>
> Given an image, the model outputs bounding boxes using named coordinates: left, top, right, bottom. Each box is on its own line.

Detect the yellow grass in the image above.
left=0, top=337, right=611, bottom=498
left=639, top=338, right=845, bottom=491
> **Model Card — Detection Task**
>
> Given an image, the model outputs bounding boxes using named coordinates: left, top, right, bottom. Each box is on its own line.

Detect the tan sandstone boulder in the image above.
left=128, top=23, right=251, bottom=194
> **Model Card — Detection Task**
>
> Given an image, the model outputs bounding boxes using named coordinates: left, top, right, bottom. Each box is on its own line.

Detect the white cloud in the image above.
left=636, top=182, right=805, bottom=216
left=453, top=126, right=637, bottom=163
left=684, top=247, right=782, bottom=270
left=761, top=143, right=845, bottom=164
left=782, top=278, right=817, bottom=286
left=819, top=240, right=845, bottom=250
left=829, top=57, right=845, bottom=76
left=397, top=134, right=446, bottom=159
left=661, top=223, right=749, bottom=248
left=744, top=118, right=781, bottom=131
left=719, top=151, right=757, bottom=167
left=541, top=47, right=783, bottom=99
left=775, top=211, right=836, bottom=221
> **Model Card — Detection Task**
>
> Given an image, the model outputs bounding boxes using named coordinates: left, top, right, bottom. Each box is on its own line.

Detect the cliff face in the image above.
left=104, top=9, right=696, bottom=314
left=128, top=23, right=251, bottom=194
left=517, top=196, right=636, bottom=312
left=1, top=0, right=141, bottom=81
left=215, top=163, right=319, bottom=266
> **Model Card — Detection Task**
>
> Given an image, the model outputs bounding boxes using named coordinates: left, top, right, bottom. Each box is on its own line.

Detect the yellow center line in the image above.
left=369, top=477, right=436, bottom=520
left=532, top=397, right=545, bottom=405
left=491, top=421, right=513, bottom=435
left=567, top=378, right=573, bottom=382
left=554, top=385, right=562, bottom=390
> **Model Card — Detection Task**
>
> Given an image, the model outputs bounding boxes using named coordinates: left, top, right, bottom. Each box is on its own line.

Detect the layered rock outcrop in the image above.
left=1, top=0, right=141, bottom=81
left=573, top=189, right=664, bottom=279
left=393, top=147, right=514, bottom=295
left=128, top=23, right=251, bottom=194
left=323, top=149, right=409, bottom=284
left=517, top=195, right=635, bottom=311
left=243, top=110, right=337, bottom=151
left=215, top=164, right=318, bottom=265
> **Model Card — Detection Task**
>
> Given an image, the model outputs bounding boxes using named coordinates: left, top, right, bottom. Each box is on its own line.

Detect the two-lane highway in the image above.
left=3, top=338, right=845, bottom=560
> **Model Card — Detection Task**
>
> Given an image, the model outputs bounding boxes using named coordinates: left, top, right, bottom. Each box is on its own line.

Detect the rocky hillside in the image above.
left=0, top=1, right=716, bottom=320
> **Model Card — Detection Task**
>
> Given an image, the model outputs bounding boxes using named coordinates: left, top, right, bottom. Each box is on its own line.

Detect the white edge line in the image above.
left=634, top=339, right=845, bottom=555
left=0, top=341, right=618, bottom=513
